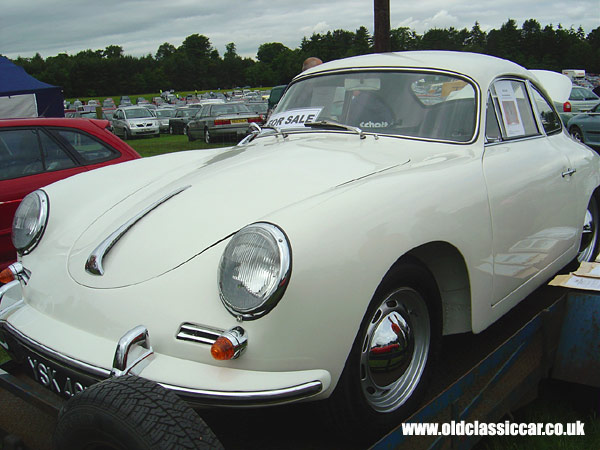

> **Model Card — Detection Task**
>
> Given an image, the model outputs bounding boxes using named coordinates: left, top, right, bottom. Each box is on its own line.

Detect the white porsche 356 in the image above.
left=1, top=51, right=598, bottom=447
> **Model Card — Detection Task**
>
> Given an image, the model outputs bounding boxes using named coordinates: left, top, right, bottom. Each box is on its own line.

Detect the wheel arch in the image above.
left=390, top=241, right=472, bottom=335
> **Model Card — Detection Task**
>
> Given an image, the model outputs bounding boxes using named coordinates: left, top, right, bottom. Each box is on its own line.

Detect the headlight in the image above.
left=218, top=223, right=291, bottom=320
left=12, top=190, right=49, bottom=255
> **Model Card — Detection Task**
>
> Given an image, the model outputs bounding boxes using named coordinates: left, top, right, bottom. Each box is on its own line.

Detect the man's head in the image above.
left=302, top=57, right=323, bottom=72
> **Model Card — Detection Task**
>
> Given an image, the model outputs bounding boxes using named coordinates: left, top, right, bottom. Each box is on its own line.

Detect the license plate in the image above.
left=231, top=119, right=248, bottom=124
left=21, top=347, right=98, bottom=399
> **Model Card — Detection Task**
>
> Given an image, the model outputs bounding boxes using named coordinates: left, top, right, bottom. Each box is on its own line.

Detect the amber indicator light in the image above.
left=211, top=336, right=235, bottom=360
left=0, top=268, right=15, bottom=284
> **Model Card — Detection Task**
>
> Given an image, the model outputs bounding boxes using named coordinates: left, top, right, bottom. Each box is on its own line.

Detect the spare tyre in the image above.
left=53, top=375, right=222, bottom=450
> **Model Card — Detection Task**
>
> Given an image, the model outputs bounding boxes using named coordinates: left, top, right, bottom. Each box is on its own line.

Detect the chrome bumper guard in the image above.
left=0, top=319, right=322, bottom=409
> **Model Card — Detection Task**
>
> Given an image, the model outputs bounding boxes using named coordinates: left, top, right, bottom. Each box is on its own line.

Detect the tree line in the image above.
left=6, top=19, right=600, bottom=98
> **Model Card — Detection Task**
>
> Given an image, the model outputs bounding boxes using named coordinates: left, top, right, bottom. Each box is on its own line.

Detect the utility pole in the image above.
left=373, top=0, right=391, bottom=53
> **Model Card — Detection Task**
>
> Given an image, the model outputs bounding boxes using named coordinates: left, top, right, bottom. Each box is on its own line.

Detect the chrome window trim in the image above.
left=276, top=67, right=481, bottom=145
left=485, top=77, right=545, bottom=146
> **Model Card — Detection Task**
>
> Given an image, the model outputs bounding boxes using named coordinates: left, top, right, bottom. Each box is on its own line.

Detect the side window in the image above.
left=53, top=129, right=117, bottom=163
left=0, top=129, right=43, bottom=180
left=485, top=95, right=502, bottom=143
left=530, top=87, right=561, bottom=135
left=38, top=131, right=77, bottom=171
left=490, top=80, right=539, bottom=139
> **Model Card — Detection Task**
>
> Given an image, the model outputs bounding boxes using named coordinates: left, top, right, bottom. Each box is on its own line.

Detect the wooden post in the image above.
left=373, top=0, right=391, bottom=53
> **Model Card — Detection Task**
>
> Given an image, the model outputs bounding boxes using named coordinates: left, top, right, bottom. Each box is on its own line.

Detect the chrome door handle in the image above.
left=562, top=168, right=576, bottom=178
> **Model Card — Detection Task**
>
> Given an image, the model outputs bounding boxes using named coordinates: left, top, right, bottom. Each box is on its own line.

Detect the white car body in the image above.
left=1, top=51, right=599, bottom=416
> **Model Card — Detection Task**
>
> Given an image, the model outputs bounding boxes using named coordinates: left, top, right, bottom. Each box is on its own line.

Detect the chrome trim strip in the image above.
left=85, top=185, right=191, bottom=275
left=177, top=322, right=224, bottom=345
left=0, top=321, right=111, bottom=378
left=158, top=380, right=323, bottom=407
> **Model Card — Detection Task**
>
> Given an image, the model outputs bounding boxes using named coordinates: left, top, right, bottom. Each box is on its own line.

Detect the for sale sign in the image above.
left=266, top=108, right=322, bottom=129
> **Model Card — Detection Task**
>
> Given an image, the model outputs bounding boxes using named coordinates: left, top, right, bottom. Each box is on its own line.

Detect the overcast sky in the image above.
left=2, top=0, right=598, bottom=61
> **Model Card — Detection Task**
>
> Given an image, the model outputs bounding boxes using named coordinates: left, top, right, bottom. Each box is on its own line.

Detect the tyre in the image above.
left=53, top=375, right=223, bottom=450
left=327, top=260, right=442, bottom=441
left=204, top=128, right=210, bottom=144
left=569, top=126, right=584, bottom=144
left=577, top=196, right=600, bottom=263
left=123, top=129, right=131, bottom=141
left=169, top=125, right=174, bottom=135
left=183, top=126, right=188, bottom=136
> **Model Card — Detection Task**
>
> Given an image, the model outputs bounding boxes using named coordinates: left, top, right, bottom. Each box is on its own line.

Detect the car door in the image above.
left=112, top=110, right=123, bottom=136
left=482, top=78, right=579, bottom=307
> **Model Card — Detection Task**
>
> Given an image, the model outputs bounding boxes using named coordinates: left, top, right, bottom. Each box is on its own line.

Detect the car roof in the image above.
left=0, top=117, right=111, bottom=130
left=298, top=50, right=532, bottom=89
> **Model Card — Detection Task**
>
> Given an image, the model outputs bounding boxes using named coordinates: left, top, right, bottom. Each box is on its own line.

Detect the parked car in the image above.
left=555, top=86, right=600, bottom=125
left=167, top=107, right=199, bottom=135
left=568, top=102, right=600, bottom=147
left=187, top=102, right=262, bottom=143
left=118, top=96, right=132, bottom=107
left=0, top=117, right=140, bottom=271
left=1, top=51, right=599, bottom=446
left=103, top=98, right=116, bottom=109
left=111, top=106, right=160, bottom=139
left=154, top=107, right=176, bottom=133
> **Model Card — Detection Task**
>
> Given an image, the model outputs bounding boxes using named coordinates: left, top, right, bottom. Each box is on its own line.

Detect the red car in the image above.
left=0, top=118, right=140, bottom=271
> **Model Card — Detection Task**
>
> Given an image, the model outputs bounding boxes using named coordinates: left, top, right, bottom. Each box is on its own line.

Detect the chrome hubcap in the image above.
left=360, top=287, right=430, bottom=413
left=578, top=201, right=599, bottom=262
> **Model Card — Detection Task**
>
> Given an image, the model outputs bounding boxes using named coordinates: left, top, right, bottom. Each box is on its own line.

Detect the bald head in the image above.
left=302, top=57, right=323, bottom=72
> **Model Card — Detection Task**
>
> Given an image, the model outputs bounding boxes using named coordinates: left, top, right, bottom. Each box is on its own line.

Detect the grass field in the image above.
left=125, top=133, right=227, bottom=157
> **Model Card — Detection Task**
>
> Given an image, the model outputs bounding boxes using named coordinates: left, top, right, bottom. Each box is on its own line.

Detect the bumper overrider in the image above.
left=0, top=280, right=325, bottom=409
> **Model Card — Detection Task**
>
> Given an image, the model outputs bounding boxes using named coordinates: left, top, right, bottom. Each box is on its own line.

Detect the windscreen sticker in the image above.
left=495, top=80, right=525, bottom=137
left=266, top=108, right=323, bottom=128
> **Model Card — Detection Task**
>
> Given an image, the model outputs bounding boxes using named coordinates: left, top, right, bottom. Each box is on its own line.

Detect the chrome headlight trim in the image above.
left=218, top=222, right=292, bottom=321
left=11, top=190, right=49, bottom=255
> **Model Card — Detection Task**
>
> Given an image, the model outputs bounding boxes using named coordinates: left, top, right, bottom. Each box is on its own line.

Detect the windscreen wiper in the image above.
left=304, top=120, right=365, bottom=139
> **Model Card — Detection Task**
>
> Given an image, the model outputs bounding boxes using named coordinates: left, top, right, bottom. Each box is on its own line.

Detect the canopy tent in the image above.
left=0, top=56, right=64, bottom=118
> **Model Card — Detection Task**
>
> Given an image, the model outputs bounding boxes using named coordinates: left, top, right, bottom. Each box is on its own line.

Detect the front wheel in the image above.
left=577, top=196, right=600, bottom=263
left=327, top=261, right=441, bottom=441
left=204, top=128, right=211, bottom=144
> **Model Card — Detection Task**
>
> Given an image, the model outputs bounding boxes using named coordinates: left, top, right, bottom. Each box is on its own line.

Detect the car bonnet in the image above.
left=62, top=134, right=409, bottom=288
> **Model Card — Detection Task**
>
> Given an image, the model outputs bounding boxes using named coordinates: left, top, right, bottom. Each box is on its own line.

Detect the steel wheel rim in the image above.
left=578, top=199, right=599, bottom=262
left=360, top=287, right=430, bottom=413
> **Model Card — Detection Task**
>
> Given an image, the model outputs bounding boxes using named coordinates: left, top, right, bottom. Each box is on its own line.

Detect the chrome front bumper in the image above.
left=0, top=283, right=324, bottom=408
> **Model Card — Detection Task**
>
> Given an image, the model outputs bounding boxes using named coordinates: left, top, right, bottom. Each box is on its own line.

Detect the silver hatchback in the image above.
left=111, top=106, right=160, bottom=139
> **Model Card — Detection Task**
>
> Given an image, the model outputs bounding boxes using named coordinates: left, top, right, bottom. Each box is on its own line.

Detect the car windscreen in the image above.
left=569, top=87, right=600, bottom=101
left=155, top=110, right=175, bottom=118
left=272, top=70, right=477, bottom=142
left=124, top=108, right=153, bottom=119
left=210, top=104, right=251, bottom=115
